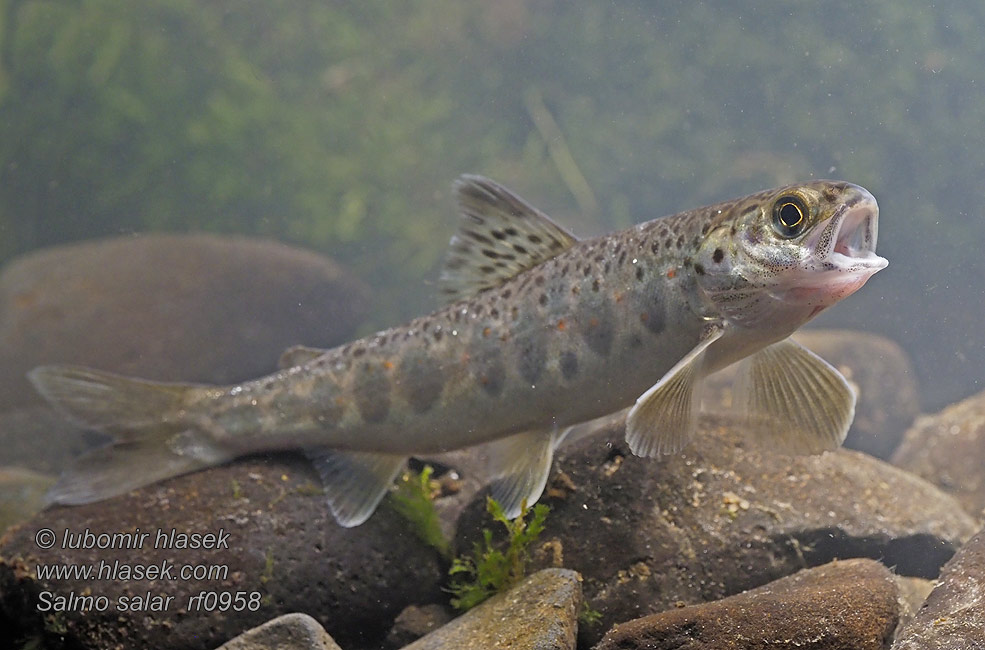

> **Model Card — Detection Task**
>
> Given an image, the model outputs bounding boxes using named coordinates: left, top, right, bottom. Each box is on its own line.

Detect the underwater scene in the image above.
left=0, top=2, right=983, bottom=648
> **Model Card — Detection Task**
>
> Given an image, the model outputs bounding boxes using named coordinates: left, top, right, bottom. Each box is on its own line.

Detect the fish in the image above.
left=28, top=175, right=888, bottom=526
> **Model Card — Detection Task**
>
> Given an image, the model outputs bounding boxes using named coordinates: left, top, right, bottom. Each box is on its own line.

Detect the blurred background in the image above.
left=0, top=0, right=980, bottom=411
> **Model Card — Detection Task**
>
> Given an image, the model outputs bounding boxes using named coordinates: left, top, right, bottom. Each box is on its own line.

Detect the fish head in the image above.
left=693, top=181, right=888, bottom=332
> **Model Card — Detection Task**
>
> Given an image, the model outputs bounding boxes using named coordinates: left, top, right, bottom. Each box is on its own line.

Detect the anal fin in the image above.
left=484, top=429, right=559, bottom=519
left=626, top=324, right=725, bottom=457
left=733, top=338, right=855, bottom=454
left=304, top=448, right=406, bottom=527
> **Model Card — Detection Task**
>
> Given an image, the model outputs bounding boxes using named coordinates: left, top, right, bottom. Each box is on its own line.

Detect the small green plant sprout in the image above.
left=579, top=601, right=603, bottom=627
left=447, top=496, right=550, bottom=612
left=389, top=465, right=451, bottom=559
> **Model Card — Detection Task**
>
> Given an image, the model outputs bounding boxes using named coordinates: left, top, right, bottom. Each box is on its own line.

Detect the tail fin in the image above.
left=27, top=365, right=228, bottom=504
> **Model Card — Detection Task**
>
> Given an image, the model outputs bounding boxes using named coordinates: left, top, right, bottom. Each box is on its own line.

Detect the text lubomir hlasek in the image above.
left=58, top=527, right=229, bottom=550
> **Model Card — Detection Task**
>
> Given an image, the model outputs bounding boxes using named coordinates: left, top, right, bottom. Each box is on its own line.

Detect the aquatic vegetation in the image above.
left=389, top=465, right=451, bottom=559
left=448, top=497, right=550, bottom=612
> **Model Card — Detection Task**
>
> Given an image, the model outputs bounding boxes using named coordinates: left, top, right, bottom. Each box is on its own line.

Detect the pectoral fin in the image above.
left=733, top=338, right=855, bottom=454
left=484, top=429, right=559, bottom=519
left=304, top=448, right=407, bottom=527
left=625, top=325, right=725, bottom=457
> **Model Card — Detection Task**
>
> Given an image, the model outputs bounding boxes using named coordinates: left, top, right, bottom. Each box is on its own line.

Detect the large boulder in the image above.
left=456, top=415, right=977, bottom=647
left=892, top=389, right=985, bottom=520
left=0, top=234, right=369, bottom=411
left=0, top=455, right=445, bottom=649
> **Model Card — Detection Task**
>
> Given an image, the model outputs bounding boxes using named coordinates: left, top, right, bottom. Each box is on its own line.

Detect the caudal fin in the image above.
left=28, top=365, right=228, bottom=504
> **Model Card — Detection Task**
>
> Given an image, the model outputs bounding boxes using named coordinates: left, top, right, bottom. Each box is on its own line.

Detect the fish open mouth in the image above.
left=807, top=193, right=888, bottom=275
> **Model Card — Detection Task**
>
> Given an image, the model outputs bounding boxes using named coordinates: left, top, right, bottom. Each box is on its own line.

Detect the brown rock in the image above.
left=891, top=389, right=985, bottom=520
left=457, top=415, right=978, bottom=647
left=0, top=455, right=444, bottom=649
left=0, top=234, right=369, bottom=411
left=402, top=568, right=582, bottom=650
left=893, top=527, right=985, bottom=649
left=385, top=604, right=454, bottom=648
left=595, top=559, right=900, bottom=650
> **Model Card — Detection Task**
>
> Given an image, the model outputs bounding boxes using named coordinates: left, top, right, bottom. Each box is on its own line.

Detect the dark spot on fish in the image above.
left=560, top=351, right=578, bottom=380
left=480, top=265, right=496, bottom=275
left=664, top=237, right=673, bottom=248
left=476, top=348, right=506, bottom=397
left=636, top=266, right=645, bottom=281
left=528, top=234, right=543, bottom=244
left=539, top=294, right=548, bottom=306
left=742, top=204, right=758, bottom=216
left=352, top=347, right=366, bottom=358
left=641, top=296, right=666, bottom=335
left=583, top=266, right=591, bottom=277
left=561, top=263, right=569, bottom=276
left=469, top=231, right=494, bottom=245
left=712, top=248, right=724, bottom=263
left=683, top=258, right=692, bottom=268
left=513, top=244, right=528, bottom=255
left=505, top=227, right=518, bottom=237
left=694, top=263, right=706, bottom=275
left=592, top=279, right=600, bottom=292
left=594, top=254, right=605, bottom=263
left=517, top=327, right=547, bottom=384
left=399, top=355, right=444, bottom=413
left=483, top=249, right=500, bottom=259
left=434, top=330, right=443, bottom=342
left=618, top=251, right=627, bottom=265
left=490, top=307, right=500, bottom=319
left=628, top=332, right=644, bottom=348
left=578, top=301, right=614, bottom=356
left=502, top=289, right=512, bottom=299
left=492, top=229, right=506, bottom=240
left=549, top=240, right=564, bottom=251
left=474, top=305, right=484, bottom=317
left=604, top=261, right=611, bottom=274
left=651, top=241, right=660, bottom=254
left=354, top=364, right=390, bottom=423
left=534, top=275, right=545, bottom=287
left=676, top=235, right=684, bottom=249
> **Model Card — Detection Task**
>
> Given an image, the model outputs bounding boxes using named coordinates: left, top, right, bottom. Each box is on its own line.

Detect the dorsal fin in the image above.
left=440, top=175, right=578, bottom=302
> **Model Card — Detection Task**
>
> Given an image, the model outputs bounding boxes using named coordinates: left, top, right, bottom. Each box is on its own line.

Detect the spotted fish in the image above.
left=29, top=176, right=887, bottom=526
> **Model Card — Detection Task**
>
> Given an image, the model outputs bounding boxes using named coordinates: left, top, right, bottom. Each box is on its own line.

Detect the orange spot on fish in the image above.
left=557, top=319, right=566, bottom=331
left=640, top=313, right=649, bottom=323
left=589, top=317, right=599, bottom=329
left=382, top=360, right=394, bottom=370
left=614, top=292, right=624, bottom=303
left=483, top=327, right=491, bottom=337
left=666, top=269, right=676, bottom=279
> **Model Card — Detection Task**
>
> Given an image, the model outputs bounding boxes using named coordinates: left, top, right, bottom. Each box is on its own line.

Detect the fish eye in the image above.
left=771, top=195, right=808, bottom=238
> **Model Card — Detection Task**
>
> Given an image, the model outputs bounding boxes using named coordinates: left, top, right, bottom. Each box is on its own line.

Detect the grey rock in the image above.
left=217, top=613, right=342, bottom=650
left=892, top=389, right=985, bottom=520
left=0, top=234, right=369, bottom=411
left=402, top=568, right=582, bottom=650
left=0, top=466, right=55, bottom=535
left=893, top=527, right=985, bottom=649
left=595, top=559, right=900, bottom=650
left=0, top=455, right=444, bottom=649
left=456, top=415, right=978, bottom=647
left=895, top=576, right=937, bottom=634
left=705, top=329, right=920, bottom=460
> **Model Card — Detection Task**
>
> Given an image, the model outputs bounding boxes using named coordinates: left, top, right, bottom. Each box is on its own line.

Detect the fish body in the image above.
left=30, top=176, right=887, bottom=526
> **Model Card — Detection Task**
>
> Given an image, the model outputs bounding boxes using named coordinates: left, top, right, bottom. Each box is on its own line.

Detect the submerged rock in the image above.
left=401, top=568, right=582, bottom=650
left=385, top=604, right=454, bottom=648
left=217, top=613, right=343, bottom=650
left=893, top=527, right=985, bottom=649
left=595, top=559, right=900, bottom=650
left=0, top=234, right=369, bottom=411
left=891, top=389, right=985, bottom=520
left=456, top=415, right=977, bottom=647
left=0, top=455, right=444, bottom=649
left=704, top=329, right=920, bottom=460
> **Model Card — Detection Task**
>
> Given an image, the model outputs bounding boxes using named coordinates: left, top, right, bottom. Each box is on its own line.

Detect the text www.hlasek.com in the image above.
left=34, top=526, right=262, bottom=614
